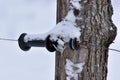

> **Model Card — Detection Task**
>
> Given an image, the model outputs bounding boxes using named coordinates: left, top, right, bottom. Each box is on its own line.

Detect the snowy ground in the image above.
left=0, top=0, right=119, bottom=80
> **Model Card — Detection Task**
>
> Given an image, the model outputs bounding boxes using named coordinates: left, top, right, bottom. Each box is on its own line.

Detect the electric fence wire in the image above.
left=0, top=37, right=120, bottom=53
left=0, top=38, right=18, bottom=42
left=109, top=48, right=120, bottom=52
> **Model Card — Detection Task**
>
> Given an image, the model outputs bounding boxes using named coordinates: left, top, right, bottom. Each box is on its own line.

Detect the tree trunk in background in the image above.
left=55, top=0, right=117, bottom=80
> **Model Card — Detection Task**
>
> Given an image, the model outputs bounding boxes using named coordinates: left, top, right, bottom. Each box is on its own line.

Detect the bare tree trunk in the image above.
left=55, top=0, right=117, bottom=80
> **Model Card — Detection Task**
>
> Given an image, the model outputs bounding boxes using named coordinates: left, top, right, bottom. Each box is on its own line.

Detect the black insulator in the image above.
left=18, top=33, right=31, bottom=51
left=18, top=33, right=79, bottom=52
left=69, top=38, right=79, bottom=50
left=27, top=40, right=45, bottom=47
left=45, top=35, right=57, bottom=52
left=18, top=33, right=57, bottom=52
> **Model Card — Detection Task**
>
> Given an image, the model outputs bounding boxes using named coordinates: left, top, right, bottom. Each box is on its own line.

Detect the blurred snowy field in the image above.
left=0, top=0, right=56, bottom=80
left=0, top=0, right=119, bottom=80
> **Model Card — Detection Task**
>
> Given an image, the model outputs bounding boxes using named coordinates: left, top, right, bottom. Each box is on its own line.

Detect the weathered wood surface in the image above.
left=55, top=0, right=117, bottom=80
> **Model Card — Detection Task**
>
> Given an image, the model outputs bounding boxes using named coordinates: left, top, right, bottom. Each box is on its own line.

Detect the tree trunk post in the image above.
left=55, top=0, right=117, bottom=80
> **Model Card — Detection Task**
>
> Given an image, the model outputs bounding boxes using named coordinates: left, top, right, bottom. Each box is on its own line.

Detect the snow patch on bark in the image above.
left=70, top=0, right=82, bottom=10
left=65, top=59, right=84, bottom=80
left=110, top=27, right=113, bottom=30
left=65, top=10, right=76, bottom=22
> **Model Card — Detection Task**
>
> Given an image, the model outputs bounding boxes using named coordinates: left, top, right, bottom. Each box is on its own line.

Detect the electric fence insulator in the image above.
left=18, top=33, right=58, bottom=52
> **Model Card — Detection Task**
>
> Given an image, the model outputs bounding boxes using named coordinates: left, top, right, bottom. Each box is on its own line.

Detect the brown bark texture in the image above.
left=55, top=0, right=117, bottom=80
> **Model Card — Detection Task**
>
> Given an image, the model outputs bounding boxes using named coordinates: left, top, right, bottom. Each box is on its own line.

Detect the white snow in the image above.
left=65, top=59, right=84, bottom=80
left=24, top=33, right=48, bottom=42
left=56, top=39, right=65, bottom=53
left=64, top=10, right=76, bottom=22
left=57, top=39, right=64, bottom=46
left=110, top=27, right=113, bottom=31
left=70, top=0, right=81, bottom=10
left=48, top=21, right=80, bottom=42
left=83, top=0, right=87, bottom=3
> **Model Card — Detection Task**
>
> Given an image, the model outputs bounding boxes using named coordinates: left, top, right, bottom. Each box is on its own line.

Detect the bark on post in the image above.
left=55, top=0, right=117, bottom=80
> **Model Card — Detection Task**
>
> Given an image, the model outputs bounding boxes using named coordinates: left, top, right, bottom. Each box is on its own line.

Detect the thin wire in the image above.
left=52, top=44, right=59, bottom=51
left=109, top=48, right=120, bottom=52
left=0, top=38, right=18, bottom=42
left=88, top=43, right=120, bottom=53
left=0, top=37, right=120, bottom=53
